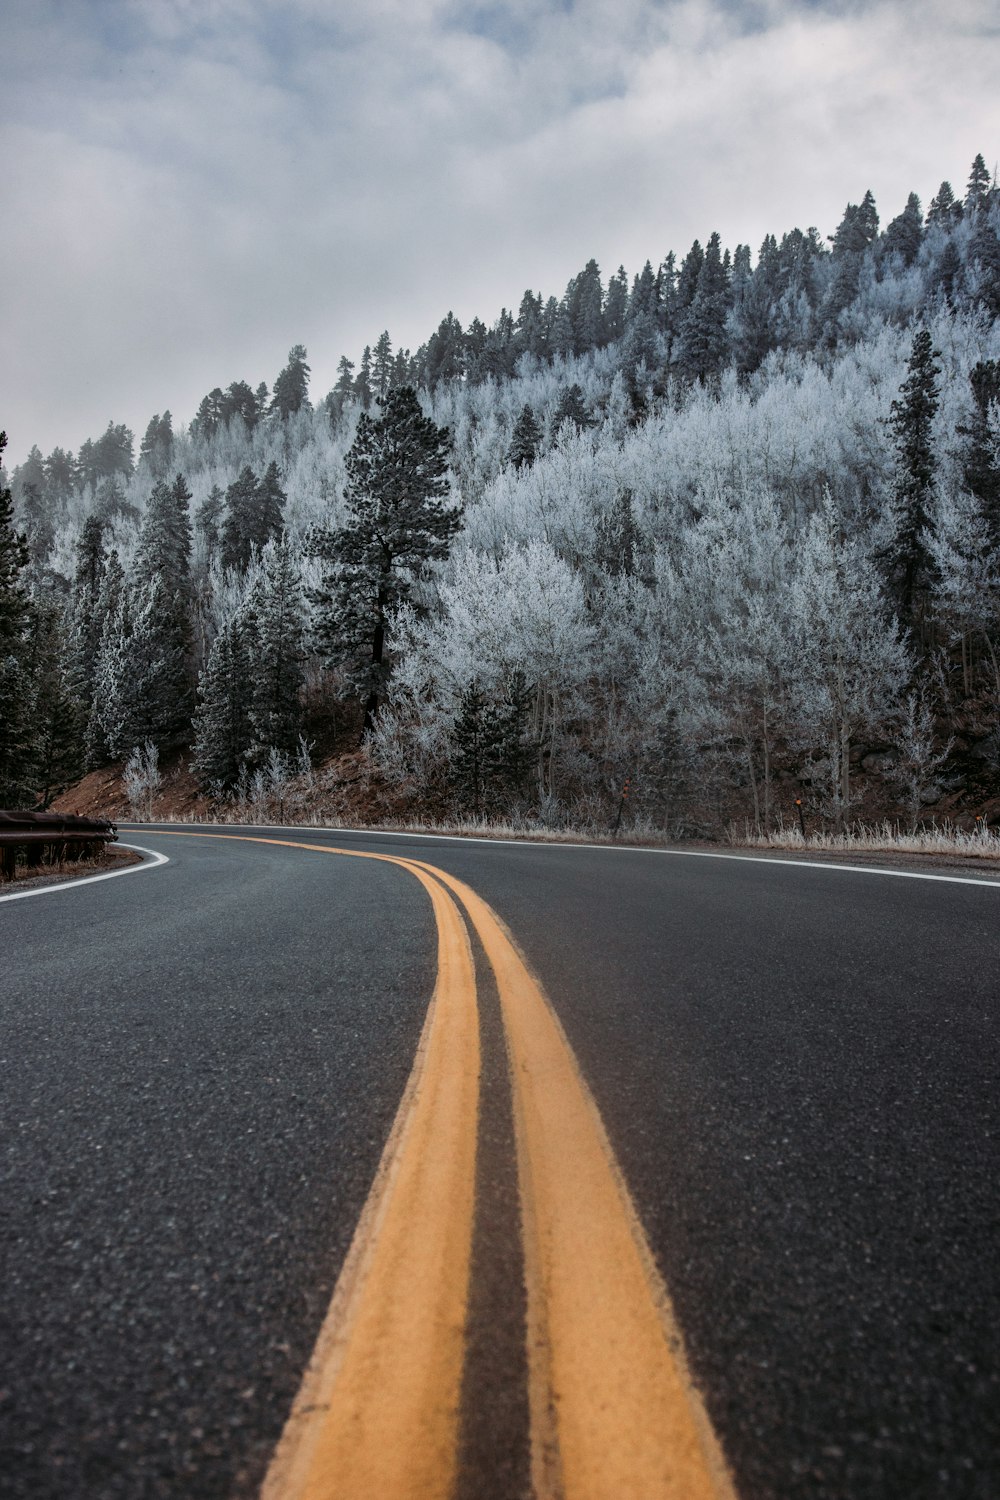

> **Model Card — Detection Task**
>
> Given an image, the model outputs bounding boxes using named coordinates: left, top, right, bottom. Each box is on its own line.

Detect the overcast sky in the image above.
left=2, top=0, right=998, bottom=467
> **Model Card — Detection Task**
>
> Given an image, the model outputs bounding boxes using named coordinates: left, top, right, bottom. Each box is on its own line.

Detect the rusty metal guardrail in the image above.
left=0, top=811, right=118, bottom=880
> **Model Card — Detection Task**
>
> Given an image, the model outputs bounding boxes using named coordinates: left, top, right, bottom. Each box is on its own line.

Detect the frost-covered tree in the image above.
left=191, top=612, right=256, bottom=790
left=447, top=670, right=532, bottom=817
left=311, top=385, right=458, bottom=733
left=788, top=497, right=910, bottom=827
left=220, top=464, right=285, bottom=571
left=0, top=431, right=38, bottom=803
left=270, top=344, right=311, bottom=418
left=507, top=405, right=543, bottom=469
left=888, top=328, right=941, bottom=629
left=246, top=539, right=305, bottom=761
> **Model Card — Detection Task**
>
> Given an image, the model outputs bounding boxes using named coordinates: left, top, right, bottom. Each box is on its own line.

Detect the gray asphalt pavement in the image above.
left=2, top=825, right=998, bottom=1498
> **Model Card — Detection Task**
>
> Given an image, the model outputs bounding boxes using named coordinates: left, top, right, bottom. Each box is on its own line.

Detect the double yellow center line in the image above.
left=158, top=833, right=737, bottom=1499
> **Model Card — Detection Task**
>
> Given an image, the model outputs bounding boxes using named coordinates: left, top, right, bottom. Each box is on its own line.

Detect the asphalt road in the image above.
left=2, top=825, right=998, bottom=1498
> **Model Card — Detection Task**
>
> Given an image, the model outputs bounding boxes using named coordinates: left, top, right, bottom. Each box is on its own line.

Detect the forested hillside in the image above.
left=3, top=155, right=1000, bottom=836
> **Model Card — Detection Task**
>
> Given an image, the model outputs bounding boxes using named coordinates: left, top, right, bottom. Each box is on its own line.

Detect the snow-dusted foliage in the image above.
left=5, top=158, right=1000, bottom=826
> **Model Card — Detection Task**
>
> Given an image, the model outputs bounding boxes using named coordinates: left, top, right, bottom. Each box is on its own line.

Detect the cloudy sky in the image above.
left=2, top=0, right=998, bottom=467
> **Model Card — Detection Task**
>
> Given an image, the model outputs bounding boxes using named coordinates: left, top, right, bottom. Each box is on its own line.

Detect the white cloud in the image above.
left=2, top=0, right=997, bottom=465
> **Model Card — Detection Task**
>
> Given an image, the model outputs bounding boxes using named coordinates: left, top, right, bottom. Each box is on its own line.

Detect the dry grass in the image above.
left=734, top=819, right=1000, bottom=861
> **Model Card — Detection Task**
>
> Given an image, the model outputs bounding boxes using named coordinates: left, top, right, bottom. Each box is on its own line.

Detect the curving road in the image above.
left=2, top=824, right=998, bottom=1499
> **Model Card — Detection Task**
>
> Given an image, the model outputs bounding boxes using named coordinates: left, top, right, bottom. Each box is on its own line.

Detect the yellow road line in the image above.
left=153, top=833, right=480, bottom=1500
left=154, top=831, right=737, bottom=1498
left=411, top=860, right=738, bottom=1500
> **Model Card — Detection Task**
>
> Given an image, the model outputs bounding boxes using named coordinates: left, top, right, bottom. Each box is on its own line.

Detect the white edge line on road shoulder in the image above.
left=124, top=822, right=1000, bottom=890
left=0, top=843, right=169, bottom=903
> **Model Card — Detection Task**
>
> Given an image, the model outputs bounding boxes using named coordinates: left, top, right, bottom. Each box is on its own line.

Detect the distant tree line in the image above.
left=2, top=153, right=999, bottom=834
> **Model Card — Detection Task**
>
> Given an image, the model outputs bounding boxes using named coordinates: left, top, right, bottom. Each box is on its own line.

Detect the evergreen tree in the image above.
left=629, top=260, right=659, bottom=323
left=256, top=461, right=287, bottom=550
left=0, top=431, right=37, bottom=804
left=134, top=473, right=193, bottom=592
left=448, top=678, right=489, bottom=816
left=602, top=267, right=629, bottom=344
left=195, top=486, right=225, bottom=557
left=270, top=344, right=311, bottom=418
left=86, top=553, right=135, bottom=764
left=423, top=313, right=465, bottom=389
left=69, top=515, right=107, bottom=709
left=550, top=299, right=574, bottom=358
left=44, top=447, right=77, bottom=499
left=311, top=386, right=458, bottom=734
left=674, top=230, right=731, bottom=382
left=674, top=242, right=703, bottom=316
left=508, top=405, right=543, bottom=469
left=447, top=670, right=532, bottom=816
left=882, top=192, right=923, bottom=267
left=191, top=612, right=257, bottom=790
left=328, top=356, right=356, bottom=421
left=926, top=181, right=961, bottom=227
left=965, top=153, right=991, bottom=213
left=961, top=359, right=1000, bottom=539
left=355, top=346, right=373, bottom=409
left=515, top=290, right=545, bottom=357
left=554, top=384, right=595, bottom=432
left=223, top=382, right=260, bottom=429
left=77, top=421, right=134, bottom=487
left=193, top=387, right=225, bottom=439
left=372, top=331, right=394, bottom=400
left=570, top=259, right=604, bottom=353
left=139, top=411, right=174, bottom=474
left=888, top=329, right=941, bottom=628
left=24, top=598, right=85, bottom=806
left=221, top=466, right=261, bottom=572
left=246, top=539, right=305, bottom=760
left=968, top=219, right=1000, bottom=314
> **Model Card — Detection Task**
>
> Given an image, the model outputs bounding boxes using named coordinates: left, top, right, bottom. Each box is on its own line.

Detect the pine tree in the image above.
left=191, top=612, right=257, bottom=790
left=965, top=153, right=991, bottom=213
left=515, top=290, right=545, bottom=357
left=882, top=192, right=923, bottom=267
left=327, top=356, right=356, bottom=422
left=674, top=230, right=731, bottom=382
left=139, top=411, right=174, bottom=474
left=130, top=472, right=194, bottom=744
left=86, top=553, right=135, bottom=763
left=554, top=384, right=594, bottom=432
left=246, top=540, right=305, bottom=761
left=355, top=346, right=373, bottom=409
left=960, top=359, right=1000, bottom=540
left=69, top=515, right=107, bottom=711
left=256, top=461, right=287, bottom=550
left=221, top=466, right=261, bottom=572
left=508, top=405, right=543, bottom=469
left=448, top=679, right=489, bottom=817
left=926, top=181, right=960, bottom=228
left=674, top=243, right=703, bottom=316
left=447, top=670, right=532, bottom=816
left=629, top=260, right=660, bottom=323
left=569, top=259, right=604, bottom=353
left=372, top=331, right=394, bottom=400
left=889, top=329, right=941, bottom=628
left=311, top=386, right=458, bottom=734
left=195, top=486, right=225, bottom=557
left=24, top=599, right=85, bottom=806
left=0, top=431, right=37, bottom=804
left=270, top=344, right=311, bottom=418
left=602, top=267, right=629, bottom=344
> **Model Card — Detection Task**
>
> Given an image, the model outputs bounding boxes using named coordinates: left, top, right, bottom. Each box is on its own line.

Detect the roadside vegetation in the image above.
left=2, top=153, right=1000, bottom=852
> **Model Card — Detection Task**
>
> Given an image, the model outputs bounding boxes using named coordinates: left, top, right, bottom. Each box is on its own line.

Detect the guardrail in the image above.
left=0, top=811, right=118, bottom=880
